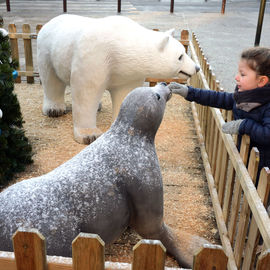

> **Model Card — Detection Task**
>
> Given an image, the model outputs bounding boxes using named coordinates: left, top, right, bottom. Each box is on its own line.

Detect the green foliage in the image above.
left=0, top=29, right=33, bottom=187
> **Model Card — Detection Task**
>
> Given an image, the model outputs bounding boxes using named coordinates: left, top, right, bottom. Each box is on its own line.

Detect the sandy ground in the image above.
left=12, top=82, right=219, bottom=267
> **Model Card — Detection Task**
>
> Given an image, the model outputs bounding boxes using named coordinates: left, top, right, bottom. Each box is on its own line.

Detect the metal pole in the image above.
left=118, top=0, right=121, bottom=13
left=170, top=0, right=174, bottom=13
left=221, top=0, right=226, bottom=14
left=255, top=0, right=266, bottom=46
left=6, top=0, right=10, bottom=12
left=63, top=0, right=67, bottom=12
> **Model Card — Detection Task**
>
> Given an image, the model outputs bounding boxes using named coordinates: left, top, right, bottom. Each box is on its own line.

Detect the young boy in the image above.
left=169, top=47, right=270, bottom=183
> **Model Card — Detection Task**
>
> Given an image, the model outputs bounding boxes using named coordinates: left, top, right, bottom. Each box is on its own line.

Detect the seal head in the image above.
left=112, top=83, right=172, bottom=138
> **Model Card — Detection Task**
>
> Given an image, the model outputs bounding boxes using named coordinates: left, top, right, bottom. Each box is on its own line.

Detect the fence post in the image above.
left=6, top=0, right=10, bottom=11
left=256, top=249, right=270, bottom=270
left=8, top=24, right=21, bottom=83
left=22, top=24, right=34, bottom=83
left=193, top=244, right=228, bottom=270
left=234, top=147, right=260, bottom=267
left=12, top=228, right=47, bottom=270
left=180, top=30, right=189, bottom=53
left=63, top=0, right=67, bottom=12
left=36, top=25, right=43, bottom=34
left=170, top=0, right=174, bottom=13
left=221, top=0, right=226, bottom=14
left=118, top=0, right=121, bottom=13
left=242, top=167, right=270, bottom=269
left=228, top=135, right=250, bottom=244
left=254, top=0, right=266, bottom=46
left=132, top=239, right=166, bottom=270
left=72, top=233, right=105, bottom=270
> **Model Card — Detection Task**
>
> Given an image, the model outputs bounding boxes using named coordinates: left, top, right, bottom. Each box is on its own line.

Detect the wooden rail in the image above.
left=0, top=228, right=228, bottom=270
left=189, top=32, right=270, bottom=270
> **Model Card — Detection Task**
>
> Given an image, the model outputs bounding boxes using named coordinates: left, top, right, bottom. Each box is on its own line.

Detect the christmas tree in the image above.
left=0, top=28, right=33, bottom=187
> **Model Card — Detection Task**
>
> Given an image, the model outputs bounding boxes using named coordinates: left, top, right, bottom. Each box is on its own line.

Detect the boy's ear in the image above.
left=258, top=75, right=269, bottom=87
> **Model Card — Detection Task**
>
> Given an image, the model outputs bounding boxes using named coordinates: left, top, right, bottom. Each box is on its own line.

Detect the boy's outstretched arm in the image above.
left=168, top=82, right=235, bottom=110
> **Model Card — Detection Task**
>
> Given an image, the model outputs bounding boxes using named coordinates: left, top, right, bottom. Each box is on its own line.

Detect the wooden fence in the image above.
left=0, top=228, right=228, bottom=270
left=3, top=25, right=270, bottom=269
left=189, top=33, right=270, bottom=269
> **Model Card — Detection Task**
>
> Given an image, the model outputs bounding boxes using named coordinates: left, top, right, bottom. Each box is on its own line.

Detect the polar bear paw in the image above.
left=43, top=102, right=66, bottom=117
left=74, top=127, right=103, bottom=144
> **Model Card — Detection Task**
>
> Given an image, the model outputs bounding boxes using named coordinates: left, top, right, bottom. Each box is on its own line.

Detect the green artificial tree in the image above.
left=0, top=28, right=32, bottom=187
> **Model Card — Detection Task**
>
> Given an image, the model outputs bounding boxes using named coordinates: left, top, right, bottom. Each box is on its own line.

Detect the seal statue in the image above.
left=0, top=83, right=208, bottom=268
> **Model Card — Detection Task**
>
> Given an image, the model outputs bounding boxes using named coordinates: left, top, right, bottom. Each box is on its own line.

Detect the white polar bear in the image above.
left=37, top=14, right=199, bottom=144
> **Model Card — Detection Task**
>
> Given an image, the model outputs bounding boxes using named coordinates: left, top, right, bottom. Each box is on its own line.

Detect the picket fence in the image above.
left=0, top=228, right=229, bottom=270
left=189, top=33, right=270, bottom=269
left=2, top=24, right=270, bottom=269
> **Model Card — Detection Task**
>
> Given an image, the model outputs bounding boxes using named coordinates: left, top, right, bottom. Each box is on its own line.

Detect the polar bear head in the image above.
left=154, top=29, right=199, bottom=79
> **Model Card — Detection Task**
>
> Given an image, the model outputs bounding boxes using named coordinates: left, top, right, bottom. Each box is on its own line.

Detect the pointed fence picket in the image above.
left=3, top=24, right=270, bottom=269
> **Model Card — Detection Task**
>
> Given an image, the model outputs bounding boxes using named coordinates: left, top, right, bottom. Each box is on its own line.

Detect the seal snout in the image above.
left=155, top=83, right=172, bottom=102
left=166, top=88, right=172, bottom=101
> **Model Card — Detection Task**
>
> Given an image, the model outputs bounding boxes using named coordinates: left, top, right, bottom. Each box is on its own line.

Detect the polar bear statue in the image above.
left=37, top=14, right=199, bottom=144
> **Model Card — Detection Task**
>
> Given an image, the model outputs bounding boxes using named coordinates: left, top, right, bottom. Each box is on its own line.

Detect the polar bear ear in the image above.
left=165, top=28, right=175, bottom=37
left=158, top=36, right=169, bottom=51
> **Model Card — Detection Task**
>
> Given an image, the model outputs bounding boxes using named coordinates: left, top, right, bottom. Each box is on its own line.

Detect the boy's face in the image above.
left=235, top=59, right=262, bottom=92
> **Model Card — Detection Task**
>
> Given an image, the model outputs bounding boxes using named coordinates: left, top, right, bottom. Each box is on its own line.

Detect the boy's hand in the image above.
left=222, top=119, right=243, bottom=134
left=168, top=82, right=188, bottom=98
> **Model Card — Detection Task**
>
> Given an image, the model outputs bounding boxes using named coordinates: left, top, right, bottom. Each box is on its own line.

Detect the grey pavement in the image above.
left=0, top=0, right=270, bottom=91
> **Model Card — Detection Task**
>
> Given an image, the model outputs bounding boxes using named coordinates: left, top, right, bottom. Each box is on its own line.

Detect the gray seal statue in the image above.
left=0, top=83, right=208, bottom=268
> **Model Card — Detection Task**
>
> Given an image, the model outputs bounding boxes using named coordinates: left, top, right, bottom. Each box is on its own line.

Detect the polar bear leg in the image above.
left=73, top=126, right=103, bottom=145
left=71, top=79, right=105, bottom=144
left=40, top=62, right=66, bottom=117
left=109, top=81, right=144, bottom=121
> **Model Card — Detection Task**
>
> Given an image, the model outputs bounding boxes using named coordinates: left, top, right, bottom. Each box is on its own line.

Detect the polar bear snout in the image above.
left=178, top=52, right=200, bottom=79
left=179, top=64, right=200, bottom=78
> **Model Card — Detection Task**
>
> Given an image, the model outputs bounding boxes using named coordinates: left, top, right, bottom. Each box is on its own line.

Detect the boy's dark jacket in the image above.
left=186, top=85, right=270, bottom=179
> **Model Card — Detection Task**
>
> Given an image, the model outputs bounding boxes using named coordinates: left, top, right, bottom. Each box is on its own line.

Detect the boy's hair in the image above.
left=241, top=47, right=270, bottom=80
